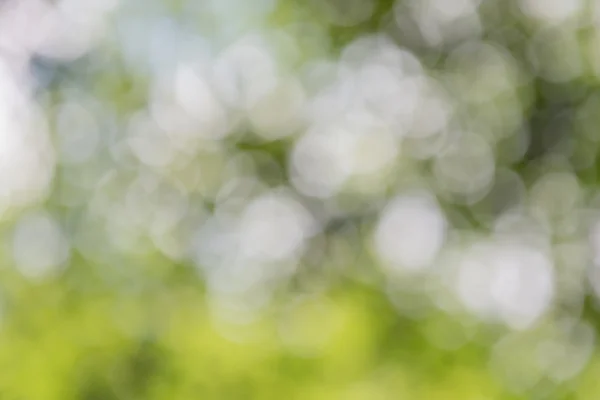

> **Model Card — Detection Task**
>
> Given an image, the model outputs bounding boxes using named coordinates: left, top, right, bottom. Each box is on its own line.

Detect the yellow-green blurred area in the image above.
left=5, top=0, right=600, bottom=398
left=5, top=276, right=600, bottom=400
left=0, top=278, right=522, bottom=400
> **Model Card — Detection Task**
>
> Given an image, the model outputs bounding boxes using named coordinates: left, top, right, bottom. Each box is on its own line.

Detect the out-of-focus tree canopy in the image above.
left=2, top=0, right=600, bottom=398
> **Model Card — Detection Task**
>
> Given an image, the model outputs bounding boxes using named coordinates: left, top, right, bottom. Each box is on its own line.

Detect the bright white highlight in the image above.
left=457, top=239, right=554, bottom=329
left=374, top=192, right=447, bottom=272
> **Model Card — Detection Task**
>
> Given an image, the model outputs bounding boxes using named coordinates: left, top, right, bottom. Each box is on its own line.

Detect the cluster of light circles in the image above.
left=1, top=0, right=600, bottom=391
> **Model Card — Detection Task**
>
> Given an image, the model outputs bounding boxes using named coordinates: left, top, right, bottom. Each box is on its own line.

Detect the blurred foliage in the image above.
left=3, top=0, right=600, bottom=399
